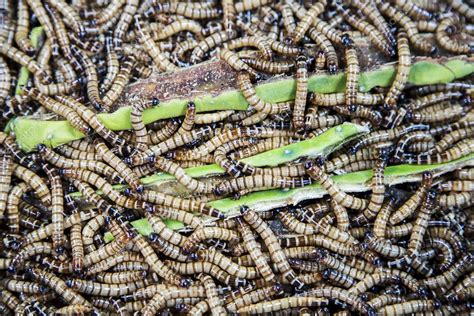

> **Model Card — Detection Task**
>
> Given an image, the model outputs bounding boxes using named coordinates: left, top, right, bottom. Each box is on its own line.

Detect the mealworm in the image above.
left=130, top=125, right=212, bottom=166
left=178, top=126, right=293, bottom=160
left=307, top=27, right=338, bottom=74
left=344, top=46, right=360, bottom=110
left=306, top=160, right=368, bottom=210
left=134, top=16, right=177, bottom=72
left=343, top=160, right=378, bottom=173
left=70, top=45, right=102, bottom=110
left=67, top=277, right=148, bottom=297
left=83, top=230, right=130, bottom=267
left=292, top=55, right=308, bottom=130
left=0, top=57, right=10, bottom=105
left=226, top=36, right=272, bottom=61
left=150, top=205, right=203, bottom=230
left=241, top=206, right=305, bottom=289
left=408, top=91, right=465, bottom=111
left=300, top=286, right=374, bottom=315
left=12, top=164, right=51, bottom=211
left=350, top=272, right=401, bottom=295
left=45, top=3, right=73, bottom=61
left=26, top=0, right=58, bottom=55
left=454, top=167, right=474, bottom=180
left=423, top=253, right=472, bottom=289
left=426, top=237, right=455, bottom=272
left=336, top=2, right=394, bottom=56
left=446, top=271, right=474, bottom=303
left=238, top=296, right=329, bottom=314
left=393, top=131, right=434, bottom=161
left=141, top=187, right=225, bottom=218
left=190, top=31, right=234, bottom=64
left=62, top=169, right=145, bottom=210
left=201, top=21, right=223, bottom=37
left=416, top=20, right=439, bottom=32
left=406, top=189, right=437, bottom=260
left=69, top=33, right=104, bottom=56
left=140, top=286, right=206, bottom=316
left=149, top=120, right=183, bottom=145
left=220, top=48, right=259, bottom=79
left=55, top=95, right=127, bottom=147
left=376, top=0, right=435, bottom=53
left=6, top=182, right=29, bottom=234
left=183, top=226, right=239, bottom=254
left=101, top=34, right=120, bottom=92
left=87, top=252, right=145, bottom=275
left=41, top=164, right=65, bottom=253
left=145, top=212, right=186, bottom=247
left=38, top=145, right=124, bottom=184
left=25, top=88, right=90, bottom=134
left=56, top=145, right=100, bottom=160
left=450, top=0, right=474, bottom=20
left=378, top=299, right=440, bottom=315
left=404, top=138, right=474, bottom=164
left=130, top=98, right=156, bottom=150
left=29, top=268, right=92, bottom=307
left=236, top=218, right=276, bottom=283
left=228, top=136, right=292, bottom=160
left=0, top=155, right=13, bottom=219
left=8, top=242, right=56, bottom=273
left=234, top=0, right=272, bottom=12
left=149, top=233, right=192, bottom=262
left=0, top=287, right=21, bottom=311
left=45, top=0, right=85, bottom=36
left=436, top=15, right=473, bottom=54
left=133, top=233, right=191, bottom=287
left=94, top=0, right=125, bottom=25
left=146, top=2, right=220, bottom=19
left=198, top=274, right=226, bottom=316
left=113, top=0, right=139, bottom=50
left=384, top=31, right=411, bottom=108
left=408, top=103, right=465, bottom=124
left=365, top=232, right=407, bottom=258
left=348, top=0, right=396, bottom=46
left=324, top=147, right=379, bottom=173
left=15, top=0, right=35, bottom=55
left=311, top=92, right=385, bottom=107
left=225, top=284, right=280, bottom=313
left=432, top=127, right=474, bottom=153
left=322, top=268, right=356, bottom=288
left=0, top=43, right=51, bottom=84
left=394, top=0, right=433, bottom=20
left=214, top=174, right=312, bottom=195
left=197, top=248, right=259, bottom=279
left=291, top=1, right=327, bottom=44
left=101, top=55, right=136, bottom=110
left=367, top=294, right=406, bottom=310
left=350, top=124, right=428, bottom=153
left=94, top=140, right=143, bottom=192
left=357, top=153, right=388, bottom=223
left=240, top=57, right=295, bottom=75
left=1, top=279, right=46, bottom=294
left=438, top=191, right=474, bottom=208
left=390, top=177, right=430, bottom=229
left=222, top=0, right=236, bottom=37
left=24, top=208, right=98, bottom=245
left=238, top=72, right=290, bottom=124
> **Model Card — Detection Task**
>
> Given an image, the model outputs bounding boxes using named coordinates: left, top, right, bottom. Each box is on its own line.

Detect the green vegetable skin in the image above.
left=104, top=153, right=474, bottom=242
left=8, top=58, right=473, bottom=151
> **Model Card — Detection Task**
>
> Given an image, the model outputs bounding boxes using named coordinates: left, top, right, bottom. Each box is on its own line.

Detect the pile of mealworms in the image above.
left=0, top=0, right=474, bottom=315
